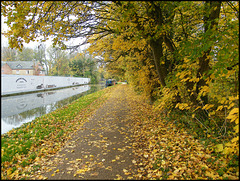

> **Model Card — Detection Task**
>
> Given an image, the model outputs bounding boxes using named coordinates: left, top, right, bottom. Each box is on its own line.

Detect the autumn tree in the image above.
left=1, top=1, right=113, bottom=50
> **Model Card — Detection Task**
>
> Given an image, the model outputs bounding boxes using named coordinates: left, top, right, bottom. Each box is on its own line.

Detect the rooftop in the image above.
left=1, top=61, right=42, bottom=70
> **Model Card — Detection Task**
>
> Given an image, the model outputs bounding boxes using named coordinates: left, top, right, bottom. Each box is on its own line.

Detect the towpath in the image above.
left=33, top=84, right=139, bottom=179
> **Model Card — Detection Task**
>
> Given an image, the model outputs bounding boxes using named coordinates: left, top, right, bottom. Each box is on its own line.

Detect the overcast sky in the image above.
left=1, top=15, right=9, bottom=47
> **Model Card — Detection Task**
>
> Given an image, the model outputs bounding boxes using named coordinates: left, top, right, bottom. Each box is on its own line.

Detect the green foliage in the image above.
left=69, top=51, right=100, bottom=83
left=17, top=47, right=34, bottom=61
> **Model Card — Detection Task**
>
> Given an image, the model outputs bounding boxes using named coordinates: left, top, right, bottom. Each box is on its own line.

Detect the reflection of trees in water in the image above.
left=53, top=85, right=104, bottom=107
left=45, top=103, right=57, bottom=114
left=2, top=104, right=55, bottom=125
left=2, top=84, right=105, bottom=126
left=2, top=110, right=42, bottom=126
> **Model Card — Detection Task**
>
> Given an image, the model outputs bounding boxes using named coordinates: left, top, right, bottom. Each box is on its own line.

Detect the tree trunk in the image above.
left=196, top=1, right=221, bottom=105
left=149, top=38, right=167, bottom=87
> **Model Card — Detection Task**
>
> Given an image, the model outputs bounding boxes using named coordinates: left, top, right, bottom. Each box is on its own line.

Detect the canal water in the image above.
left=1, top=84, right=106, bottom=135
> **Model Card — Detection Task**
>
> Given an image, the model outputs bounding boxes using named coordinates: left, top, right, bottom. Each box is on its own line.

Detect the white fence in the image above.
left=1, top=74, right=90, bottom=96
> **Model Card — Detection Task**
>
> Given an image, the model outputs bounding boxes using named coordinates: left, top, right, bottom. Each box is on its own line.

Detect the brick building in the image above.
left=1, top=61, right=45, bottom=76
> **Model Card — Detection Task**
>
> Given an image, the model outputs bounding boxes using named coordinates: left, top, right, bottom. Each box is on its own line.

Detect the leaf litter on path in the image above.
left=30, top=85, right=139, bottom=180
left=28, top=84, right=239, bottom=180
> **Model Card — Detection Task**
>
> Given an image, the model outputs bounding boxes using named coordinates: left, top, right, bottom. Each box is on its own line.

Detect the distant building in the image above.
left=1, top=61, right=45, bottom=76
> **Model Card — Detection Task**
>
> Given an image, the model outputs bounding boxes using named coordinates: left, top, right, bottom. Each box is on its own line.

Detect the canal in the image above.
left=1, top=84, right=106, bottom=135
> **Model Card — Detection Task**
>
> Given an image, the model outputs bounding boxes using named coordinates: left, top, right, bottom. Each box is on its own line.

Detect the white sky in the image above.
left=1, top=15, right=9, bottom=47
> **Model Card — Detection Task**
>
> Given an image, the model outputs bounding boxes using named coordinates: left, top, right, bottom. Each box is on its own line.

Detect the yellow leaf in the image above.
left=228, top=108, right=239, bottom=115
left=233, top=125, right=239, bottom=133
left=236, top=118, right=239, bottom=124
left=175, top=103, right=190, bottom=110
left=223, top=173, right=239, bottom=180
left=205, top=171, right=218, bottom=179
left=7, top=168, right=12, bottom=175
left=216, top=105, right=223, bottom=111
left=202, top=104, right=214, bottom=110
left=205, top=154, right=211, bottom=159
left=227, top=114, right=238, bottom=122
left=200, top=164, right=208, bottom=169
left=225, top=142, right=232, bottom=147
left=223, top=147, right=231, bottom=155
left=215, top=144, right=223, bottom=152
left=231, top=136, right=239, bottom=143
left=123, top=168, right=131, bottom=175
left=123, top=169, right=128, bottom=173
left=35, top=157, right=41, bottom=162
left=144, top=154, right=148, bottom=158
left=55, top=169, right=59, bottom=173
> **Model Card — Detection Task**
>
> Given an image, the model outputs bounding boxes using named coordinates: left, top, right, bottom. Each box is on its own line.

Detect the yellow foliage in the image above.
left=227, top=108, right=239, bottom=123
left=215, top=144, right=223, bottom=152
left=175, top=103, right=191, bottom=110
left=202, top=104, right=214, bottom=110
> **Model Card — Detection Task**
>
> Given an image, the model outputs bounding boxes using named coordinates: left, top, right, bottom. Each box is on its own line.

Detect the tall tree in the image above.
left=46, top=45, right=71, bottom=76
left=17, top=47, right=34, bottom=61
left=1, top=47, right=18, bottom=61
left=34, top=44, right=48, bottom=74
left=69, top=51, right=100, bottom=83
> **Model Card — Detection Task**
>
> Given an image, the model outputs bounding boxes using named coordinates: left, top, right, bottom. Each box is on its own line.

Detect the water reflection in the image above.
left=1, top=84, right=105, bottom=134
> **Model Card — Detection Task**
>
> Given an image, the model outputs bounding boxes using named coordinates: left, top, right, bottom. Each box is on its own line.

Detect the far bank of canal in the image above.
left=1, top=84, right=105, bottom=135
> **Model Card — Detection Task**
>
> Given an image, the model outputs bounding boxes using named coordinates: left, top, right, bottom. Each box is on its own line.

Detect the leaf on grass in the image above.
left=223, top=173, right=239, bottom=180
left=231, top=136, right=239, bottom=143
left=205, top=171, right=218, bottom=179
left=215, top=144, right=223, bottom=152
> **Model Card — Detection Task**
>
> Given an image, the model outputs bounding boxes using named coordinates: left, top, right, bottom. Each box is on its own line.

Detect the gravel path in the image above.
left=36, top=84, right=138, bottom=180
